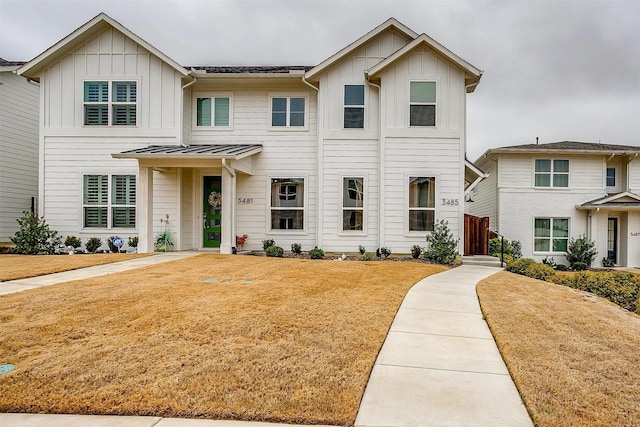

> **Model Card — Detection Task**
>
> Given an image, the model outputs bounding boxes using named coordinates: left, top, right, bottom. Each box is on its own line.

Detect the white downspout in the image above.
left=222, top=159, right=236, bottom=252
left=302, top=75, right=321, bottom=248
left=366, top=75, right=383, bottom=250
left=179, top=73, right=197, bottom=147
left=587, top=207, right=600, bottom=240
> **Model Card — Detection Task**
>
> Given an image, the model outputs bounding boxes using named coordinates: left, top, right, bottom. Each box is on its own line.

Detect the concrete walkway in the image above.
left=355, top=265, right=533, bottom=427
left=0, top=251, right=201, bottom=295
left=1, top=259, right=532, bottom=426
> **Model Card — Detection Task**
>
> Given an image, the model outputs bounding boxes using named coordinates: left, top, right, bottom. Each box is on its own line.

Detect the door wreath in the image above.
left=208, top=191, right=222, bottom=208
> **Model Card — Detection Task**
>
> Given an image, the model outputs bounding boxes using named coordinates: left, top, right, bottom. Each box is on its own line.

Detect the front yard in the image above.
left=0, top=254, right=445, bottom=425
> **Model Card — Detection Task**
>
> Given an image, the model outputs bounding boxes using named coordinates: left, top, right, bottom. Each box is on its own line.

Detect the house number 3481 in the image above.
left=442, top=198, right=459, bottom=206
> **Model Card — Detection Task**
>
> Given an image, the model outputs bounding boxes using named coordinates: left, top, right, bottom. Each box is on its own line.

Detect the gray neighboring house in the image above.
left=0, top=58, right=40, bottom=245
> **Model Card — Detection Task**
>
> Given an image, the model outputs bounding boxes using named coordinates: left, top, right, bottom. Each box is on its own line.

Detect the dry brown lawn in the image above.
left=0, top=254, right=445, bottom=425
left=0, top=253, right=154, bottom=282
left=478, top=271, right=640, bottom=427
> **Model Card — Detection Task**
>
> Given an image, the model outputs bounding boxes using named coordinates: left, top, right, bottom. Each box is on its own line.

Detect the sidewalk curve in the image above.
left=355, top=265, right=533, bottom=427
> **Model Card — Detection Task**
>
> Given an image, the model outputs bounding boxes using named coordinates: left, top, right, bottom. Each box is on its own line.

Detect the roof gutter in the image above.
left=179, top=71, right=198, bottom=147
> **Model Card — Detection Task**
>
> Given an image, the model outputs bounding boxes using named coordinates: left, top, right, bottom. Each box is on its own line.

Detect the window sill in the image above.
left=267, top=126, right=309, bottom=132
left=338, top=231, right=367, bottom=237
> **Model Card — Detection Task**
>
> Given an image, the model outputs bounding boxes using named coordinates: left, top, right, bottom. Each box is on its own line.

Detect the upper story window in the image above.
left=83, top=174, right=136, bottom=229
left=606, top=167, right=616, bottom=187
left=271, top=96, right=306, bottom=128
left=343, top=177, right=364, bottom=231
left=409, top=81, right=436, bottom=127
left=84, top=81, right=137, bottom=126
left=408, top=176, right=436, bottom=231
left=344, top=85, right=364, bottom=129
left=195, top=94, right=231, bottom=128
left=535, top=159, right=569, bottom=188
left=270, top=178, right=304, bottom=230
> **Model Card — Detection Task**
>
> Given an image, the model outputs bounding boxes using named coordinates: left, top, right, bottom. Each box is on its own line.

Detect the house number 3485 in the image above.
left=442, top=198, right=459, bottom=206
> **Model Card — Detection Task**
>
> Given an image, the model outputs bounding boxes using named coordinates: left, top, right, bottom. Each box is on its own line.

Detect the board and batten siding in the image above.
left=630, top=158, right=640, bottom=193
left=0, top=70, right=39, bottom=242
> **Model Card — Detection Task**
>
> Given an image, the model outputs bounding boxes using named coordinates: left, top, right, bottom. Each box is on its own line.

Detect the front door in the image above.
left=203, top=176, right=222, bottom=248
left=607, top=217, right=618, bottom=264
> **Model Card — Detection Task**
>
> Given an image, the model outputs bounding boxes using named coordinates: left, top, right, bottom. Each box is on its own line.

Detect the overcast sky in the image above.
left=1, top=0, right=638, bottom=159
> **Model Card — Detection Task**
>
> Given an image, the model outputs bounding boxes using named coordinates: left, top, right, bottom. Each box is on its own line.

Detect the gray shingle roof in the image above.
left=0, top=57, right=26, bottom=67
left=114, top=144, right=262, bottom=159
left=188, top=66, right=313, bottom=74
left=497, top=141, right=640, bottom=152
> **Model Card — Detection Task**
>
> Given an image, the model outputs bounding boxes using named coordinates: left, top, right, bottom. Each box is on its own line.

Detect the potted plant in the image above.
left=236, top=234, right=248, bottom=249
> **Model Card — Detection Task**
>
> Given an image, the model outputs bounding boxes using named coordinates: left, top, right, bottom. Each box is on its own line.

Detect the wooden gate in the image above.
left=464, top=214, right=490, bottom=256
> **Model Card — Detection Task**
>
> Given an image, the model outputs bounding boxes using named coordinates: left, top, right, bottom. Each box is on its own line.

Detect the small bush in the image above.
left=107, top=236, right=120, bottom=253
left=489, top=237, right=512, bottom=257
left=542, top=256, right=557, bottom=269
left=85, top=237, right=102, bottom=254
left=423, top=219, right=459, bottom=265
left=262, top=239, right=275, bottom=250
left=309, top=247, right=325, bottom=259
left=524, top=263, right=556, bottom=281
left=555, top=264, right=568, bottom=271
left=358, top=245, right=366, bottom=255
left=128, top=235, right=139, bottom=248
left=359, top=252, right=376, bottom=261
left=511, top=240, right=522, bottom=259
left=566, top=235, right=597, bottom=269
left=602, top=257, right=615, bottom=268
left=496, top=254, right=514, bottom=266
left=379, top=247, right=392, bottom=259
left=10, top=211, right=62, bottom=255
left=411, top=245, right=422, bottom=259
left=506, top=258, right=536, bottom=275
left=265, top=245, right=284, bottom=257
left=64, top=235, right=82, bottom=248
left=573, top=262, right=588, bottom=271
left=291, top=243, right=302, bottom=254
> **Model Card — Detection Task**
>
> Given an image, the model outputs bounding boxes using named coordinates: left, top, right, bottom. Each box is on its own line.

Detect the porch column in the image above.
left=138, top=167, right=154, bottom=253
left=220, top=164, right=236, bottom=254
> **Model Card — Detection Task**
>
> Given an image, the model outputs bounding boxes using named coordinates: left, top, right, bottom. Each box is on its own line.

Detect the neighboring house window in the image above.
left=344, top=85, right=364, bottom=128
left=409, top=177, right=436, bottom=231
left=409, top=81, right=436, bottom=126
left=606, top=167, right=616, bottom=187
left=534, top=218, right=569, bottom=252
left=83, top=174, right=136, bottom=228
left=343, top=177, right=364, bottom=231
left=271, top=178, right=304, bottom=230
left=84, top=81, right=137, bottom=126
left=534, top=159, right=569, bottom=187
left=196, top=96, right=231, bottom=127
left=271, top=97, right=306, bottom=127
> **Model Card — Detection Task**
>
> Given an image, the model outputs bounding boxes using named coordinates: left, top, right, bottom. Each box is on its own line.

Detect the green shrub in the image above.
left=85, top=237, right=102, bottom=254
left=265, top=245, right=284, bottom=257
left=411, top=245, right=422, bottom=259
left=565, top=235, right=597, bottom=269
left=573, top=262, right=588, bottom=271
left=542, top=256, right=556, bottom=269
left=291, top=243, right=302, bottom=254
left=602, top=257, right=615, bottom=268
left=10, top=211, right=62, bottom=255
left=423, top=220, right=459, bottom=265
left=359, top=252, right=376, bottom=261
left=555, top=264, right=568, bottom=271
left=262, top=239, right=275, bottom=250
left=309, top=247, right=325, bottom=259
left=64, top=235, right=82, bottom=248
left=549, top=271, right=640, bottom=313
left=523, top=263, right=556, bottom=281
left=506, top=258, right=536, bottom=275
left=107, top=236, right=123, bottom=253
left=489, top=237, right=512, bottom=257
left=380, top=246, right=392, bottom=258
left=358, top=245, right=366, bottom=255
left=511, top=240, right=522, bottom=259
left=496, top=253, right=514, bottom=266
left=128, top=235, right=139, bottom=248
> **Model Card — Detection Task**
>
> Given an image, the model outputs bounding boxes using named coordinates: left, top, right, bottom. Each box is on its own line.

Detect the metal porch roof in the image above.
left=112, top=144, right=263, bottom=160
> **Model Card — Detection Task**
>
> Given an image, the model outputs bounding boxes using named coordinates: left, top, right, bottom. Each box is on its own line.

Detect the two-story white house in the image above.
left=467, top=141, right=640, bottom=267
left=17, top=13, right=484, bottom=254
left=0, top=58, right=39, bottom=245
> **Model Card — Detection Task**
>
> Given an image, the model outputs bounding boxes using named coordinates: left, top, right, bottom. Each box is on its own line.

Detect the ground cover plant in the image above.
left=0, top=253, right=153, bottom=282
left=0, top=254, right=444, bottom=425
left=477, top=271, right=640, bottom=427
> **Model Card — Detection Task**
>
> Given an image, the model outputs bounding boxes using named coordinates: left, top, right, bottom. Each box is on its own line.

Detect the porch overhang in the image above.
left=112, top=144, right=262, bottom=161
left=576, top=192, right=640, bottom=211
left=464, top=159, right=489, bottom=195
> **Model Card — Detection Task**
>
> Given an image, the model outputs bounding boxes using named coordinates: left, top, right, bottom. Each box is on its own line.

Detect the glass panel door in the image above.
left=203, top=176, right=222, bottom=248
left=607, top=218, right=618, bottom=264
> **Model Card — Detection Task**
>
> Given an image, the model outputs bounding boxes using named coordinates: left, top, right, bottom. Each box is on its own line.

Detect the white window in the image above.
left=195, top=94, right=231, bottom=128
left=270, top=96, right=306, bottom=128
left=409, top=81, right=436, bottom=127
left=535, top=159, right=569, bottom=188
left=83, top=174, right=136, bottom=228
left=84, top=81, right=137, bottom=126
left=409, top=177, right=436, bottom=231
left=271, top=178, right=304, bottom=230
left=534, top=218, right=569, bottom=252
left=342, top=177, right=364, bottom=231
left=344, top=85, right=364, bottom=129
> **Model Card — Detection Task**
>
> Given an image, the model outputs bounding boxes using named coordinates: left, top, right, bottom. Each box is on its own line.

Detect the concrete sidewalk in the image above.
left=355, top=265, right=533, bottom=427
left=0, top=251, right=201, bottom=295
